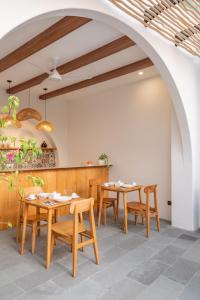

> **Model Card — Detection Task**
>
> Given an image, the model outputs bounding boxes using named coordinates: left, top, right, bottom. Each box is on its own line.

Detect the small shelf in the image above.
left=0, top=147, right=57, bottom=151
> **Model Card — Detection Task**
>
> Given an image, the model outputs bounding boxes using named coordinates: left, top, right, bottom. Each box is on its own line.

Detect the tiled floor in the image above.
left=1, top=212, right=200, bottom=300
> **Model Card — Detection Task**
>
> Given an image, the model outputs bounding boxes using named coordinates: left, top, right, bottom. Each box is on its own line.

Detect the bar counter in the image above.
left=0, top=165, right=110, bottom=230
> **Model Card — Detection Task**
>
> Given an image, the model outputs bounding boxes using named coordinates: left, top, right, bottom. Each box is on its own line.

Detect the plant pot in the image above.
left=98, top=159, right=106, bottom=165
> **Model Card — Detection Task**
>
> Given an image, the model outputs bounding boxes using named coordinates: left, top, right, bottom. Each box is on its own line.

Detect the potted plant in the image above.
left=98, top=153, right=109, bottom=165
left=0, top=95, right=44, bottom=228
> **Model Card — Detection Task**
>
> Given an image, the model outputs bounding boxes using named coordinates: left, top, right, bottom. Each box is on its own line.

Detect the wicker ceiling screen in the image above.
left=109, top=0, right=200, bottom=57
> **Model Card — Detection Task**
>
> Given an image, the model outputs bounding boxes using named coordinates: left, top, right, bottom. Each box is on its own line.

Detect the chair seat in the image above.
left=52, top=220, right=86, bottom=237
left=127, top=201, right=156, bottom=213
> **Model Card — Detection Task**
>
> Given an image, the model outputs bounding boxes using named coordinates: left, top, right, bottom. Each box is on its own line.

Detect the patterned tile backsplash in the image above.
left=2, top=148, right=56, bottom=170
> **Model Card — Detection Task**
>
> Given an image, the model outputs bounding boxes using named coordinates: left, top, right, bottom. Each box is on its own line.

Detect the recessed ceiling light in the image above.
left=138, top=71, right=144, bottom=76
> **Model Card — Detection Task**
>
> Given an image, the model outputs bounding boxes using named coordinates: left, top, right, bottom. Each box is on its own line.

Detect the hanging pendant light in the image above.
left=2, top=80, right=22, bottom=128
left=17, top=88, right=42, bottom=121
left=36, top=88, right=54, bottom=132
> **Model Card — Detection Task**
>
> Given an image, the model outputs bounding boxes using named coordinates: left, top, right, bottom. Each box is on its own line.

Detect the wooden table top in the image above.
left=100, top=184, right=143, bottom=193
left=22, top=197, right=82, bottom=210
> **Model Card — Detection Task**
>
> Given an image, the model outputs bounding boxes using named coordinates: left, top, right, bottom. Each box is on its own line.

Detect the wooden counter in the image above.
left=0, top=165, right=109, bottom=230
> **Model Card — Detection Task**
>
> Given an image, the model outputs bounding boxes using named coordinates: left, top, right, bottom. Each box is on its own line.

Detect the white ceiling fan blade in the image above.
left=62, top=73, right=93, bottom=80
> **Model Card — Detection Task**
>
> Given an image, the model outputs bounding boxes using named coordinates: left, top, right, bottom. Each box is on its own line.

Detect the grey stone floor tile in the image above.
left=17, top=280, right=65, bottom=300
left=153, top=245, right=185, bottom=265
left=1, top=221, right=200, bottom=299
left=15, top=262, right=65, bottom=291
left=59, top=278, right=106, bottom=300
left=117, top=233, right=146, bottom=250
left=99, top=277, right=145, bottom=300
left=162, top=227, right=185, bottom=238
left=183, top=240, right=200, bottom=263
left=178, top=272, right=200, bottom=300
left=137, top=275, right=184, bottom=300
left=128, top=259, right=169, bottom=285
left=0, top=283, right=24, bottom=300
left=172, top=235, right=199, bottom=250
left=164, top=258, right=200, bottom=285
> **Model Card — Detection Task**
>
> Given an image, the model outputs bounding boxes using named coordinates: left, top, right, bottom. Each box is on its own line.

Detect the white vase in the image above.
left=98, top=159, right=106, bottom=165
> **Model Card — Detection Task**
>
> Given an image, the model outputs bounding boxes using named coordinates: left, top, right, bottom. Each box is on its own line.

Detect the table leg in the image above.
left=123, top=193, right=128, bottom=234
left=46, top=209, right=52, bottom=269
left=21, top=203, right=28, bottom=255
left=36, top=207, right=40, bottom=236
left=116, top=192, right=120, bottom=221
left=98, top=188, right=103, bottom=226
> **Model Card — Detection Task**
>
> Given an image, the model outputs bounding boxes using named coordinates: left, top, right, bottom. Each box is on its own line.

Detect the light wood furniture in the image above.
left=39, top=58, right=153, bottom=100
left=89, top=179, right=119, bottom=224
left=0, top=165, right=109, bottom=231
left=98, top=184, right=142, bottom=233
left=51, top=198, right=99, bottom=277
left=16, top=186, right=55, bottom=254
left=127, top=185, right=160, bottom=238
left=20, top=196, right=84, bottom=269
left=10, top=36, right=134, bottom=94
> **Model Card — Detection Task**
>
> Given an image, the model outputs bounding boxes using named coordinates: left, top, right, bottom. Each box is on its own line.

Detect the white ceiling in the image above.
left=0, top=16, right=158, bottom=101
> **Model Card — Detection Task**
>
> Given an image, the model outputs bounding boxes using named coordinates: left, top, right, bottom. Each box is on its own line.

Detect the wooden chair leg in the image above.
left=31, top=222, right=37, bottom=254
left=72, top=242, right=78, bottom=278
left=80, top=233, right=85, bottom=252
left=16, top=222, right=21, bottom=245
left=51, top=232, right=55, bottom=261
left=16, top=205, right=21, bottom=245
left=116, top=193, right=119, bottom=221
left=156, top=214, right=160, bottom=232
left=134, top=213, right=138, bottom=225
left=141, top=215, right=144, bottom=225
left=146, top=213, right=150, bottom=238
left=103, top=205, right=107, bottom=225
left=90, top=207, right=99, bottom=265
left=113, top=201, right=117, bottom=222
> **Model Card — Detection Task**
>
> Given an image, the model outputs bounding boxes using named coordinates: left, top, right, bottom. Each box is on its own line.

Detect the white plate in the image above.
left=71, top=195, right=80, bottom=199
left=38, top=193, right=49, bottom=198
left=54, top=196, right=72, bottom=202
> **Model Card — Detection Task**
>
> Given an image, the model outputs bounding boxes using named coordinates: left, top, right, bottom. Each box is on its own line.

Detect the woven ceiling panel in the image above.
left=110, top=0, right=200, bottom=57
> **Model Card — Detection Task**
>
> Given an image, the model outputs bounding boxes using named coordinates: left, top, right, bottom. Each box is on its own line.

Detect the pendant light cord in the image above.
left=28, top=88, right=31, bottom=107
left=43, top=88, right=47, bottom=121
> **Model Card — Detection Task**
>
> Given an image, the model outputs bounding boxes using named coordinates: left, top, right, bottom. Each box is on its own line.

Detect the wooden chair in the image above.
left=89, top=179, right=119, bottom=225
left=16, top=186, right=51, bottom=254
left=51, top=197, right=99, bottom=277
left=127, top=185, right=160, bottom=238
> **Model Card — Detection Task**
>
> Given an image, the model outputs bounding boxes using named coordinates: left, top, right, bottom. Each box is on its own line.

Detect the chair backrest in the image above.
left=70, top=198, right=94, bottom=215
left=23, top=186, right=43, bottom=198
left=89, top=179, right=102, bottom=201
left=144, top=185, right=158, bottom=210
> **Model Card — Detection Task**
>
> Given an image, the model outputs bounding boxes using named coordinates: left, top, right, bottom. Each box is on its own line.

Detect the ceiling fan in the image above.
left=28, top=57, right=93, bottom=83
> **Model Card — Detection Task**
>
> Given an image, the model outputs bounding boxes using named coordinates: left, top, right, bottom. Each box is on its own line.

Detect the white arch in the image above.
left=0, top=0, right=199, bottom=230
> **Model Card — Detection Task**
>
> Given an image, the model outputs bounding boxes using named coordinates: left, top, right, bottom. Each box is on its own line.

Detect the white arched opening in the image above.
left=0, top=0, right=198, bottom=230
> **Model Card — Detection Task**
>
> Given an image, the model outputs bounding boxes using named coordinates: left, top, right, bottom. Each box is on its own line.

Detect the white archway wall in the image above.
left=0, top=0, right=199, bottom=230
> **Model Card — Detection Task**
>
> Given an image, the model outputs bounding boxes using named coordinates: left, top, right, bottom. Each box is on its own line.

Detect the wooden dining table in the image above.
left=20, top=197, right=81, bottom=269
left=98, top=184, right=142, bottom=233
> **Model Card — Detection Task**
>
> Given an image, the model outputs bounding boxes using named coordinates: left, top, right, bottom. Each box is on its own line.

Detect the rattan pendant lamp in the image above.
left=17, top=88, right=42, bottom=122
left=36, top=88, right=54, bottom=132
left=3, top=80, right=22, bottom=128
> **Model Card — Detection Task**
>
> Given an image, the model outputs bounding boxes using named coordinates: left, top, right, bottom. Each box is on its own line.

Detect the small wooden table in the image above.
left=20, top=197, right=80, bottom=269
left=98, top=185, right=142, bottom=233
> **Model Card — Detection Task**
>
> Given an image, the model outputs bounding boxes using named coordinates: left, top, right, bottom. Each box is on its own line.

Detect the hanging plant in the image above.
left=0, top=94, right=44, bottom=229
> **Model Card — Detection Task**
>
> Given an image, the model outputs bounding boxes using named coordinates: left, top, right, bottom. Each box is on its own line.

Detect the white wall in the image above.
left=67, top=76, right=171, bottom=220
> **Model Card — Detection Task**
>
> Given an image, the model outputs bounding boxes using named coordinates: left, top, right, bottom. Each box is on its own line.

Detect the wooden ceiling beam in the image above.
left=39, top=58, right=153, bottom=100
left=7, top=36, right=135, bottom=94
left=0, top=16, right=91, bottom=72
